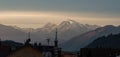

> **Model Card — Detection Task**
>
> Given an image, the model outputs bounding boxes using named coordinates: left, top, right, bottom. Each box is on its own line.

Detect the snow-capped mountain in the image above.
left=33, top=20, right=99, bottom=44
left=57, top=20, right=98, bottom=41
left=0, top=20, right=99, bottom=44
left=60, top=25, right=120, bottom=51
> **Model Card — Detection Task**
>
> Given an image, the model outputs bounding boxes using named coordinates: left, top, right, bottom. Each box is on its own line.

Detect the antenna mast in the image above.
left=54, top=28, right=58, bottom=47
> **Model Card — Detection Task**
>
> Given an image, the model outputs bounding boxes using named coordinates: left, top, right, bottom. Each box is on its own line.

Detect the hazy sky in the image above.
left=0, top=0, right=120, bottom=28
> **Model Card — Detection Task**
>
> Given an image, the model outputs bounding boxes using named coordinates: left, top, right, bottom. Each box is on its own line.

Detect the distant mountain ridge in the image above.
left=0, top=40, right=23, bottom=51
left=86, top=33, right=120, bottom=48
left=2, top=40, right=23, bottom=47
left=60, top=25, right=120, bottom=51
left=0, top=20, right=98, bottom=44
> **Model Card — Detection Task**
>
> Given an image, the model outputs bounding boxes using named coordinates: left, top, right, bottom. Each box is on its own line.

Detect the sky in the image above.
left=0, top=0, right=120, bottom=28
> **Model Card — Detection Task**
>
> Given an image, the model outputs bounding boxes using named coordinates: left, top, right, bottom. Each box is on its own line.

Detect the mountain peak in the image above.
left=59, top=19, right=80, bottom=26
left=67, top=19, right=77, bottom=24
left=66, top=19, right=80, bottom=24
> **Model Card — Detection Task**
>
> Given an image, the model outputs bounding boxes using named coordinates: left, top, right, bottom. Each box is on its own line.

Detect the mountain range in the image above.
left=0, top=19, right=120, bottom=52
left=60, top=25, right=120, bottom=51
left=0, top=20, right=98, bottom=45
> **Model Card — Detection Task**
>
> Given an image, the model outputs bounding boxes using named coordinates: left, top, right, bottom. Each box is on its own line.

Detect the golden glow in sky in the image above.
left=0, top=11, right=120, bottom=28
